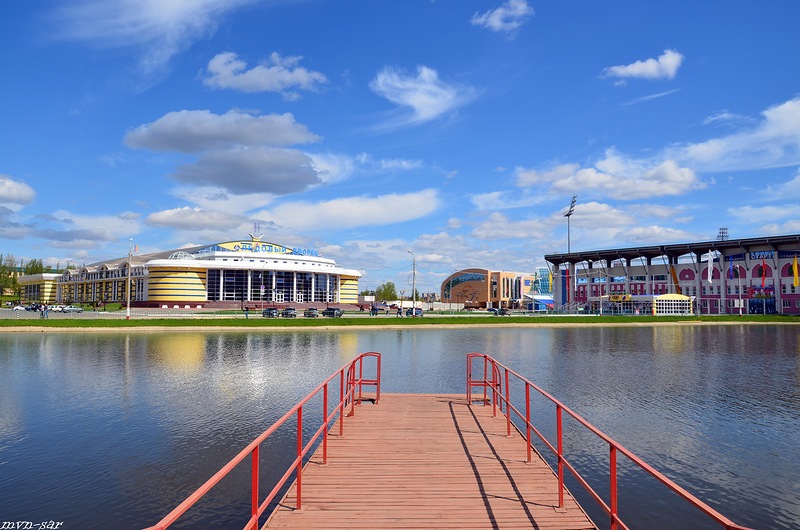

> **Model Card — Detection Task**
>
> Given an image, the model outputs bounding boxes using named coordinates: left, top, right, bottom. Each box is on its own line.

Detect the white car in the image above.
left=12, top=305, right=25, bottom=311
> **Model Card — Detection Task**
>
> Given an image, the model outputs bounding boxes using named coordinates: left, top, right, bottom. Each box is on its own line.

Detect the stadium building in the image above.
left=545, top=234, right=800, bottom=315
left=47, top=236, right=361, bottom=309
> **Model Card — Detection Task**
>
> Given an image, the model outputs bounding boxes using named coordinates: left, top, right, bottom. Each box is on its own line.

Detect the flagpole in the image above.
left=126, top=238, right=132, bottom=320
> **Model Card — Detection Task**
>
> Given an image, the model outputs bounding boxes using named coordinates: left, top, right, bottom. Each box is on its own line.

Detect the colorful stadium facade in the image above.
left=440, top=268, right=544, bottom=309
left=545, top=234, right=800, bottom=315
left=50, top=237, right=361, bottom=308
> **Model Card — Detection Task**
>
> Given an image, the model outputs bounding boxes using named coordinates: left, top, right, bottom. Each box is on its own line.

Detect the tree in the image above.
left=24, top=258, right=45, bottom=275
left=359, top=289, right=375, bottom=296
left=374, top=281, right=398, bottom=301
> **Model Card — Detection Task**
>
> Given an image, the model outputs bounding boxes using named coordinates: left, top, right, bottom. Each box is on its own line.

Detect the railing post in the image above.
left=323, top=382, right=328, bottom=465
left=610, top=445, right=618, bottom=530
left=505, top=367, right=511, bottom=437
left=296, top=406, right=303, bottom=510
left=482, top=356, right=488, bottom=405
left=358, top=357, right=364, bottom=404
left=339, top=370, right=344, bottom=436
left=250, top=445, right=259, bottom=530
left=557, top=404, right=564, bottom=509
left=525, top=383, right=531, bottom=463
left=491, top=361, right=498, bottom=418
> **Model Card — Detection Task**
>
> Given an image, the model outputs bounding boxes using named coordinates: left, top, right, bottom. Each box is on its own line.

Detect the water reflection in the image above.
left=0, top=326, right=797, bottom=530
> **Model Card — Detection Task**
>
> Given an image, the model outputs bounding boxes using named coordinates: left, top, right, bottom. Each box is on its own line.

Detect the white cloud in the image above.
left=145, top=207, right=248, bottom=230
left=124, top=110, right=320, bottom=153
left=202, top=52, right=327, bottom=96
left=378, top=158, right=424, bottom=171
left=515, top=151, right=705, bottom=200
left=50, top=0, right=257, bottom=73
left=471, top=212, right=551, bottom=240
left=621, top=88, right=682, bottom=106
left=369, top=66, right=476, bottom=127
left=308, top=153, right=358, bottom=185
left=172, top=186, right=275, bottom=214
left=760, top=171, right=800, bottom=200
left=34, top=210, right=141, bottom=246
left=0, top=175, right=36, bottom=208
left=470, top=0, right=533, bottom=33
left=603, top=49, right=684, bottom=82
left=174, top=147, right=320, bottom=195
left=679, top=97, right=800, bottom=171
left=727, top=205, right=797, bottom=222
left=254, top=189, right=440, bottom=232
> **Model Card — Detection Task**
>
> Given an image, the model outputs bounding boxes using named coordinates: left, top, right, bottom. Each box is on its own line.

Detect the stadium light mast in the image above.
left=564, top=195, right=577, bottom=253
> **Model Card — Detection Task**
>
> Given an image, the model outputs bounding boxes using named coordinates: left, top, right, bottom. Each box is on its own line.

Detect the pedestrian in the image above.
left=244, top=306, right=249, bottom=319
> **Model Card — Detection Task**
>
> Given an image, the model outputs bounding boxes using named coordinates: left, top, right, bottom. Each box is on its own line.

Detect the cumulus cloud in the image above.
left=124, top=110, right=320, bottom=153
left=727, top=205, right=798, bottom=222
left=202, top=52, right=327, bottom=96
left=515, top=150, right=705, bottom=200
left=760, top=171, right=800, bottom=200
left=172, top=186, right=275, bottom=214
left=254, top=189, right=440, bottom=232
left=603, top=49, right=684, bottom=82
left=174, top=147, right=320, bottom=195
left=678, top=97, right=800, bottom=171
left=470, top=0, right=533, bottom=33
left=146, top=207, right=248, bottom=230
left=50, top=0, right=257, bottom=73
left=369, top=66, right=476, bottom=127
left=0, top=175, right=35, bottom=208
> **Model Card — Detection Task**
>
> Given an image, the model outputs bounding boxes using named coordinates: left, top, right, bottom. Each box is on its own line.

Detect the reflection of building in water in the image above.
left=148, top=334, right=206, bottom=373
left=27, top=235, right=361, bottom=308
left=547, top=233, right=800, bottom=315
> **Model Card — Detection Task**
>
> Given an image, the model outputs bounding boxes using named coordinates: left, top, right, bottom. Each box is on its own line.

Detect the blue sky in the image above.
left=2, top=1, right=800, bottom=294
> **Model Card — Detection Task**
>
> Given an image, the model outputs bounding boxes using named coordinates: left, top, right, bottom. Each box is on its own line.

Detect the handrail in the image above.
left=466, top=352, right=752, bottom=530
left=144, top=351, right=381, bottom=530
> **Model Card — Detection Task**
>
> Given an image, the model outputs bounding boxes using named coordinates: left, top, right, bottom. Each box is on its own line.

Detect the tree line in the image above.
left=360, top=281, right=420, bottom=301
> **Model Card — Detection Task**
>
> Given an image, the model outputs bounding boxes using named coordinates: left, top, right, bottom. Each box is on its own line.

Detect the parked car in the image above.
left=405, top=307, right=424, bottom=317
left=62, top=305, right=84, bottom=313
left=281, top=307, right=297, bottom=318
left=303, top=308, right=320, bottom=318
left=321, top=307, right=343, bottom=318
left=490, top=308, right=511, bottom=316
left=262, top=308, right=279, bottom=318
left=12, top=305, right=25, bottom=311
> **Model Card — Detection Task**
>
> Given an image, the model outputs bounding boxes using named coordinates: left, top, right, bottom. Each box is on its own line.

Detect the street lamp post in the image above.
left=408, top=250, right=416, bottom=316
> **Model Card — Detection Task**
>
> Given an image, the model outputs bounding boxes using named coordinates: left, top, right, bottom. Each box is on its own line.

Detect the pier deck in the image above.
left=264, top=393, right=596, bottom=529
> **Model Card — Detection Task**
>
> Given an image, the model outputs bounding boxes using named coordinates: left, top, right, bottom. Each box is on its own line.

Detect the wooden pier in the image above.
left=264, top=393, right=597, bottom=529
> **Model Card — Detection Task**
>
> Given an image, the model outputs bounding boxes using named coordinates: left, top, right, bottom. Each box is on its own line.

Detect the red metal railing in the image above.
left=466, top=352, right=752, bottom=530
left=144, top=351, right=381, bottom=530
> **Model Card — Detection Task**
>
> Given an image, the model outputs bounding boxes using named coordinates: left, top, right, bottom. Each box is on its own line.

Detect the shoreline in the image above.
left=3, top=319, right=798, bottom=333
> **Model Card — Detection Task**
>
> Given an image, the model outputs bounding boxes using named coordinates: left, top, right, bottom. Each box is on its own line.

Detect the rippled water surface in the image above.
left=0, top=325, right=798, bottom=529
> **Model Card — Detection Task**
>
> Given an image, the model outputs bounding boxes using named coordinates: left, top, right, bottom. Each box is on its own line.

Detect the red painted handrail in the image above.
left=144, top=351, right=381, bottom=530
left=466, top=352, right=752, bottom=530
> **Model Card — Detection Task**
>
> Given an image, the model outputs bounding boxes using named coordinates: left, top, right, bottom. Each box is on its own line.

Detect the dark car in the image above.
left=281, top=307, right=297, bottom=318
left=262, top=308, right=279, bottom=318
left=303, top=308, right=319, bottom=318
left=321, top=307, right=343, bottom=318
left=489, top=308, right=511, bottom=316
left=405, top=307, right=423, bottom=317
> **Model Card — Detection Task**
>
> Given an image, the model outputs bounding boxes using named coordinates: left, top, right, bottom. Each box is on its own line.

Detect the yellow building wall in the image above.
left=147, top=267, right=207, bottom=301
left=339, top=276, right=359, bottom=303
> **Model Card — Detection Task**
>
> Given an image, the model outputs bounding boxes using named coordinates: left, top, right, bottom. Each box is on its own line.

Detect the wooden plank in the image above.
left=263, top=394, right=597, bottom=530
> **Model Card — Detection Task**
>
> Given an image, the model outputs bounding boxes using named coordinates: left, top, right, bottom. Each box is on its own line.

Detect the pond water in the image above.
left=0, top=325, right=797, bottom=529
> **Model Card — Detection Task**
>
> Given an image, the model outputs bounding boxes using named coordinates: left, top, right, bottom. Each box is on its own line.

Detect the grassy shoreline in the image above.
left=1, top=314, right=798, bottom=332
